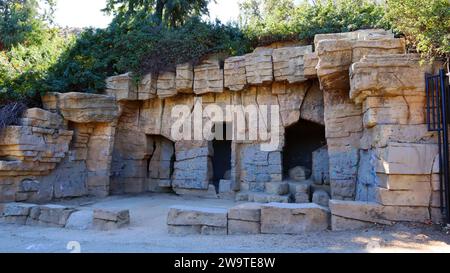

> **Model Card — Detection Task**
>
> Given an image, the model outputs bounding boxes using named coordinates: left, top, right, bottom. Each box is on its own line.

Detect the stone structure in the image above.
left=0, top=29, right=444, bottom=232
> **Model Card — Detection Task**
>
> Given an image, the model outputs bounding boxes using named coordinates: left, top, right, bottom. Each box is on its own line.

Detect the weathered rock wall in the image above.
left=0, top=28, right=444, bottom=229
left=0, top=92, right=119, bottom=203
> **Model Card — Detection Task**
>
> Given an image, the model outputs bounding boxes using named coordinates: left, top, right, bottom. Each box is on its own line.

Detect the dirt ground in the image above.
left=0, top=193, right=449, bottom=253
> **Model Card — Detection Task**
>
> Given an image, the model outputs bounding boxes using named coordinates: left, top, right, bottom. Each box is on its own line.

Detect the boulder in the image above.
left=37, top=205, right=76, bottom=227
left=93, top=209, right=130, bottom=230
left=312, top=190, right=330, bottom=207
left=289, top=166, right=311, bottom=181
left=65, top=210, right=94, bottom=230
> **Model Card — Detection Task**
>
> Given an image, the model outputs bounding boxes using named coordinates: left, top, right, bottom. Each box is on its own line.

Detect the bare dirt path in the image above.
left=0, top=194, right=449, bottom=253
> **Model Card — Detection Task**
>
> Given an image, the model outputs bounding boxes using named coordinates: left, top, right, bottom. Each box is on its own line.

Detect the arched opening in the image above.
left=283, top=119, right=327, bottom=179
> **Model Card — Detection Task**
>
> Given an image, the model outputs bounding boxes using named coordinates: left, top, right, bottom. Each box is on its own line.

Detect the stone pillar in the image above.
left=86, top=123, right=116, bottom=197
left=350, top=54, right=439, bottom=222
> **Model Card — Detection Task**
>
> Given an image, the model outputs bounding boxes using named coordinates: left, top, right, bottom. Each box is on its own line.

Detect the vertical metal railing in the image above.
left=426, top=69, right=450, bottom=223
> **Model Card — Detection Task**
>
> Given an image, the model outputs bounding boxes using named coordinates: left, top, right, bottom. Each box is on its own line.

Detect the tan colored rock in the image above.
left=167, top=206, right=228, bottom=227
left=375, top=187, right=430, bottom=207
left=300, top=80, right=324, bottom=125
left=316, top=39, right=353, bottom=91
left=375, top=142, right=438, bottom=175
left=201, top=226, right=227, bottom=235
left=261, top=203, right=330, bottom=234
left=194, top=56, right=224, bottom=95
left=314, top=29, right=394, bottom=48
left=224, top=56, right=247, bottom=91
left=352, top=38, right=405, bottom=62
left=277, top=83, right=308, bottom=127
left=157, top=71, right=177, bottom=99
left=168, top=225, right=201, bottom=235
left=139, top=99, right=164, bottom=135
left=0, top=126, right=72, bottom=175
left=377, top=174, right=431, bottom=191
left=304, top=52, right=319, bottom=78
left=228, top=203, right=263, bottom=222
left=228, top=220, right=260, bottom=235
left=20, top=108, right=65, bottom=129
left=360, top=124, right=437, bottom=150
left=331, top=215, right=376, bottom=231
left=350, top=54, right=435, bottom=103
left=329, top=200, right=392, bottom=225
left=138, top=72, right=157, bottom=100
left=93, top=209, right=130, bottom=230
left=176, top=63, right=194, bottom=93
left=105, top=73, right=137, bottom=101
left=37, top=204, right=76, bottom=227
left=42, top=92, right=119, bottom=123
left=245, top=48, right=273, bottom=85
left=272, top=46, right=312, bottom=83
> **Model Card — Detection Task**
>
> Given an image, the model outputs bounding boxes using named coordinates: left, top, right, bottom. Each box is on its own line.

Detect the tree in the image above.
left=0, top=0, right=56, bottom=49
left=104, top=0, right=212, bottom=27
left=385, top=0, right=450, bottom=61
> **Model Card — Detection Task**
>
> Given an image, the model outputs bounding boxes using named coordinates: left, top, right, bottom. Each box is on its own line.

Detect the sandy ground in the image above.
left=0, top=193, right=449, bottom=253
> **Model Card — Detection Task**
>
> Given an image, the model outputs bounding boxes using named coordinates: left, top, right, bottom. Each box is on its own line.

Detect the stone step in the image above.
left=261, top=203, right=330, bottom=234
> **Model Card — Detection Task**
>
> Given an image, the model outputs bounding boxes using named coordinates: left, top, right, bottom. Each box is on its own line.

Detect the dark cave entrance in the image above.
left=283, top=119, right=327, bottom=179
left=211, top=123, right=232, bottom=188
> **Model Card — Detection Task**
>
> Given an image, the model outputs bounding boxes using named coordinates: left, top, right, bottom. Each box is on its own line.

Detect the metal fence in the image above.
left=426, top=69, right=450, bottom=223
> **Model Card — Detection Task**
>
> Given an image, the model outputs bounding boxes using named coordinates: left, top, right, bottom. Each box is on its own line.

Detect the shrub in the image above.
left=45, top=17, right=252, bottom=94
left=385, top=0, right=450, bottom=60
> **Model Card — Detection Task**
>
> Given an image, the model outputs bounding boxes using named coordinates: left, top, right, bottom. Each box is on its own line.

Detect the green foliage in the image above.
left=45, top=17, right=251, bottom=93
left=0, top=0, right=56, bottom=50
left=385, top=0, right=450, bottom=60
left=0, top=0, right=68, bottom=105
left=104, top=0, right=212, bottom=27
left=239, top=0, right=389, bottom=45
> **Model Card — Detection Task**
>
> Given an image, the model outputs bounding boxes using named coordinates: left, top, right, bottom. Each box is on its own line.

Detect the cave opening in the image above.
left=211, top=122, right=232, bottom=189
left=283, top=119, right=326, bottom=179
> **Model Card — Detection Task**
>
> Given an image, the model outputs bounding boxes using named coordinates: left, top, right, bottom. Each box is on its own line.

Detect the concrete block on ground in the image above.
left=167, top=206, right=228, bottom=228
left=261, top=203, right=330, bottom=234
left=93, top=209, right=130, bottom=230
